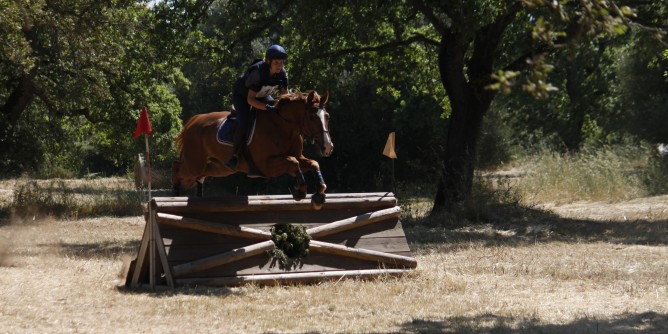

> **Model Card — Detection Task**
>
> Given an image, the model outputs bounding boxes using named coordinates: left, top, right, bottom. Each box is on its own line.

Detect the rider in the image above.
left=225, top=44, right=289, bottom=170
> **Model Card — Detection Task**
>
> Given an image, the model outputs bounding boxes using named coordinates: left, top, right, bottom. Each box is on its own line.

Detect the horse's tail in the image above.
left=175, top=128, right=185, bottom=158
left=175, top=115, right=198, bottom=158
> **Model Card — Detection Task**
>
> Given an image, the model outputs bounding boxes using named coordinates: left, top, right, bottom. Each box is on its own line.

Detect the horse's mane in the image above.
left=276, top=90, right=319, bottom=109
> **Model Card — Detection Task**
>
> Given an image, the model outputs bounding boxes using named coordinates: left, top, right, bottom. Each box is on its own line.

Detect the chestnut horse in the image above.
left=172, top=91, right=333, bottom=209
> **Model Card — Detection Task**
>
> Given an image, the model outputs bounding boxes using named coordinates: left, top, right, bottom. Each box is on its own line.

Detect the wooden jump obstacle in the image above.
left=125, top=192, right=416, bottom=288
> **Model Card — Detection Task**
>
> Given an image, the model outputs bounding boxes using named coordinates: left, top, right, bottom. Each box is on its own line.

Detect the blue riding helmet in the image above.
left=265, top=45, right=288, bottom=60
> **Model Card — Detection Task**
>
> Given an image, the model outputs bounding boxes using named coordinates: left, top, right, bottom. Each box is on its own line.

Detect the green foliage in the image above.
left=1, top=0, right=667, bottom=209
left=613, top=33, right=668, bottom=143
left=0, top=0, right=186, bottom=177
left=278, top=0, right=447, bottom=191
left=268, top=224, right=310, bottom=270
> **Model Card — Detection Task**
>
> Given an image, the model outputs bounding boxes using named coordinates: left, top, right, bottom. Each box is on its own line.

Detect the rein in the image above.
left=274, top=100, right=326, bottom=142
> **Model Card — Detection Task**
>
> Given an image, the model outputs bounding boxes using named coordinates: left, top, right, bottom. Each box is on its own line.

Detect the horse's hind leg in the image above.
left=172, top=161, right=182, bottom=196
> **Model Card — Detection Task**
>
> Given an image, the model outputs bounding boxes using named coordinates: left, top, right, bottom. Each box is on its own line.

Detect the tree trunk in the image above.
left=431, top=33, right=495, bottom=214
left=563, top=64, right=585, bottom=152
left=1, top=74, right=36, bottom=126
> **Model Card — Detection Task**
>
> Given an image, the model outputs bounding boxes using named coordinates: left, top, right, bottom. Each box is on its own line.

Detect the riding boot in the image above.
left=225, top=126, right=246, bottom=170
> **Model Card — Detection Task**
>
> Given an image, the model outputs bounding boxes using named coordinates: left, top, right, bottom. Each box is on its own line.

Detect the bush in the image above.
left=10, top=178, right=144, bottom=219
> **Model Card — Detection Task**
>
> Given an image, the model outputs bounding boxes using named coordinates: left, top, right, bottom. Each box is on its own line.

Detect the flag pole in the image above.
left=144, top=132, right=154, bottom=289
left=144, top=133, right=152, bottom=203
left=133, top=106, right=156, bottom=289
left=391, top=157, right=395, bottom=193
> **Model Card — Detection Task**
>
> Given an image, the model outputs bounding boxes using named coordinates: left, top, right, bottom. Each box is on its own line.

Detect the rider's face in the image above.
left=269, top=59, right=284, bottom=75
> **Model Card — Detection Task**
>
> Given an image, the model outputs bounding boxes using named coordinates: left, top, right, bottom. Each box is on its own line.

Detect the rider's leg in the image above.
left=225, top=95, right=250, bottom=170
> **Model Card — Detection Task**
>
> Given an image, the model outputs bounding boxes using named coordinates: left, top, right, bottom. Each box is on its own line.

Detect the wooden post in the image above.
left=130, top=218, right=150, bottom=287
left=151, top=202, right=174, bottom=288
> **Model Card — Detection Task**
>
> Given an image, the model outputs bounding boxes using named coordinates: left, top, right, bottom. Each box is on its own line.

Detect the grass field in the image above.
left=0, top=177, right=666, bottom=333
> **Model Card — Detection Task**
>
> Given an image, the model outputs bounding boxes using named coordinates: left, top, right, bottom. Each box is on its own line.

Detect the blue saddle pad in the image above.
left=216, top=117, right=235, bottom=145
left=216, top=116, right=256, bottom=146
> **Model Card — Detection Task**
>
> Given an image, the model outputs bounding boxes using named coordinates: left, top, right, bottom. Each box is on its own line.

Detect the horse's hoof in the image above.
left=292, top=189, right=307, bottom=201
left=311, top=193, right=326, bottom=209
left=291, top=183, right=307, bottom=201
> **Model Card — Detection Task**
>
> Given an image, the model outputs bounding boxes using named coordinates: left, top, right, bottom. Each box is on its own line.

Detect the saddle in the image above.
left=216, top=115, right=262, bottom=177
left=216, top=116, right=256, bottom=146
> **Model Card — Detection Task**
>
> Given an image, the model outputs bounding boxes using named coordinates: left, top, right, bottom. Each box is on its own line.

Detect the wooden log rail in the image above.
left=151, top=192, right=397, bottom=213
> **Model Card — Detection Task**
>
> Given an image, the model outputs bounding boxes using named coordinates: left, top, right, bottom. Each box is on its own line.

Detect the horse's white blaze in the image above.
left=317, top=108, right=333, bottom=157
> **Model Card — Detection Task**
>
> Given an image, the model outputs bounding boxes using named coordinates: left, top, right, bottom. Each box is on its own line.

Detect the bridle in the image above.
left=273, top=98, right=328, bottom=145
left=300, top=103, right=329, bottom=145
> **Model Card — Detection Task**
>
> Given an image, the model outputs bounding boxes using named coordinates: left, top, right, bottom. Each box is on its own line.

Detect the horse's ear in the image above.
left=322, top=91, right=329, bottom=105
left=307, top=91, right=315, bottom=105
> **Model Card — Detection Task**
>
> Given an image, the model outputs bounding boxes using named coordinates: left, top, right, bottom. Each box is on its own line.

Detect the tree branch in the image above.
left=410, top=0, right=448, bottom=36
left=228, top=0, right=293, bottom=51
left=308, top=34, right=439, bottom=60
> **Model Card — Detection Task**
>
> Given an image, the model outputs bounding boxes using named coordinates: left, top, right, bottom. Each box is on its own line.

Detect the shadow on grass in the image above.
left=116, top=283, right=249, bottom=298
left=404, top=203, right=668, bottom=251
left=399, top=311, right=667, bottom=333
left=59, top=240, right=141, bottom=259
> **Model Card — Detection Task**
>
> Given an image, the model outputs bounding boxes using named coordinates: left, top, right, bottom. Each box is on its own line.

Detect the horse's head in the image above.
left=303, top=91, right=333, bottom=157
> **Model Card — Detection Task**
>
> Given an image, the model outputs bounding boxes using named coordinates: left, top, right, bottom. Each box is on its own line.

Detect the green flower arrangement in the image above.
left=268, top=224, right=311, bottom=270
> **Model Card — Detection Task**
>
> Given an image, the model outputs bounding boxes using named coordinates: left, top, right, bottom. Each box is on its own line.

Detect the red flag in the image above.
left=133, top=106, right=153, bottom=139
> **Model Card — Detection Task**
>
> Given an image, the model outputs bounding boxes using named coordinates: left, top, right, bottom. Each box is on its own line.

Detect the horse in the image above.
left=172, top=90, right=333, bottom=209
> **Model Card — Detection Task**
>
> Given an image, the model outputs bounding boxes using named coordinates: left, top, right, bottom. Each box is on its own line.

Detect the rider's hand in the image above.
left=265, top=104, right=277, bottom=113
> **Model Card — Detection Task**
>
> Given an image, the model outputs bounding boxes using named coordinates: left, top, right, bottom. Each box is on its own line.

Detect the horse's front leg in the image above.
left=298, top=156, right=327, bottom=210
left=265, top=156, right=307, bottom=201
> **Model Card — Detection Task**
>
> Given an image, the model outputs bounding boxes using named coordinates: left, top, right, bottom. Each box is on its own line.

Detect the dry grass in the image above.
left=0, top=180, right=667, bottom=333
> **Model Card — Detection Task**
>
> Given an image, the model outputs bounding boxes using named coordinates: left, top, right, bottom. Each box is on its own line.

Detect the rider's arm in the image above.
left=247, top=90, right=271, bottom=111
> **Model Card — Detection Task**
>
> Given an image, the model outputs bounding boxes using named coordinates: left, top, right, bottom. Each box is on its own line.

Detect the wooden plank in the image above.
left=170, top=250, right=415, bottom=278
left=171, top=240, right=275, bottom=277
left=175, top=268, right=411, bottom=287
left=309, top=240, right=417, bottom=268
left=156, top=213, right=271, bottom=240
left=306, top=206, right=401, bottom=238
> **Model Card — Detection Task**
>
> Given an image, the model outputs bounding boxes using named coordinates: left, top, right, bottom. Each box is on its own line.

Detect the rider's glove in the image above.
left=265, top=104, right=277, bottom=113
